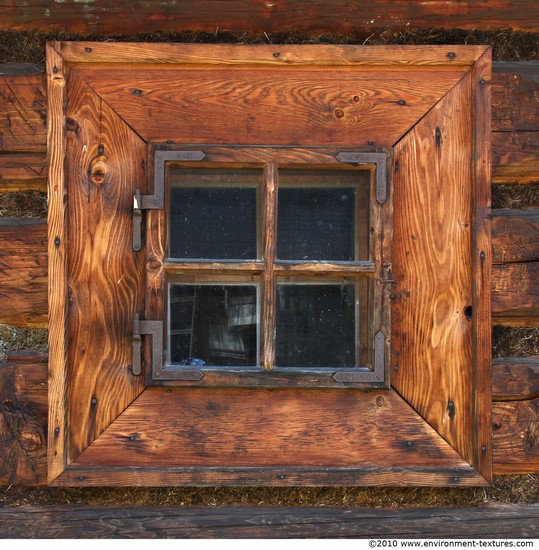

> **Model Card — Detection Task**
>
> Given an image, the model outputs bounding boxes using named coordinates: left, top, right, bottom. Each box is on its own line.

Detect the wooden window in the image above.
left=47, top=42, right=492, bottom=487
left=149, top=148, right=391, bottom=386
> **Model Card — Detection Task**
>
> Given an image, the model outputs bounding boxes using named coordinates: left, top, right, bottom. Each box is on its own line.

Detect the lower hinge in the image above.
left=132, top=314, right=163, bottom=376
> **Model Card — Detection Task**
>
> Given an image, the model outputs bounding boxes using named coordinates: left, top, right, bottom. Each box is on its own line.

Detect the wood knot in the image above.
left=90, top=160, right=107, bottom=187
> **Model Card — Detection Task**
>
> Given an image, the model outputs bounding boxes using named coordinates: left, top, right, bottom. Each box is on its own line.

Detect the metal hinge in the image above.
left=132, top=150, right=206, bottom=250
left=336, top=152, right=388, bottom=204
left=132, top=314, right=163, bottom=376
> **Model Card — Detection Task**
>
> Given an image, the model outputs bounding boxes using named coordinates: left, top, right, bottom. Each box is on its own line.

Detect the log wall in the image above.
left=0, top=58, right=537, bottom=485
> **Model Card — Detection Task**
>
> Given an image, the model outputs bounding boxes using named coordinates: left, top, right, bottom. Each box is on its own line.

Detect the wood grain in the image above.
left=0, top=73, right=46, bottom=153
left=493, top=399, right=539, bottom=474
left=3, top=2, right=536, bottom=33
left=0, top=153, right=47, bottom=191
left=492, top=263, right=539, bottom=326
left=392, top=72, right=478, bottom=467
left=470, top=48, right=493, bottom=481
left=492, top=62, right=539, bottom=133
left=0, top=357, right=47, bottom=486
left=60, top=42, right=488, bottom=66
left=492, top=132, right=539, bottom=185
left=1, top=504, right=538, bottom=538
left=492, top=357, right=539, bottom=401
left=492, top=209, right=539, bottom=264
left=46, top=42, right=69, bottom=484
left=64, top=70, right=147, bottom=460
left=61, top=387, right=486, bottom=486
left=74, top=66, right=466, bottom=147
left=0, top=218, right=47, bottom=328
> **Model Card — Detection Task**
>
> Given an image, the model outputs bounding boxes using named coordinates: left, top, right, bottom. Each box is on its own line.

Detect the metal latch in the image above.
left=132, top=314, right=163, bottom=376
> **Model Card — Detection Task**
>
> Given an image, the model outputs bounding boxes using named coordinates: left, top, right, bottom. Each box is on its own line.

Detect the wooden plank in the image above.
left=2, top=1, right=537, bottom=34
left=0, top=356, right=47, bottom=486
left=492, top=132, right=539, bottom=185
left=0, top=153, right=47, bottom=191
left=492, top=209, right=539, bottom=264
left=0, top=218, right=47, bottom=328
left=492, top=263, right=539, bottom=326
left=46, top=42, right=70, bottom=484
left=392, top=73, right=479, bottom=467
left=492, top=357, right=539, bottom=401
left=2, top=503, right=539, bottom=538
left=492, top=62, right=539, bottom=133
left=74, top=65, right=467, bottom=147
left=57, top=387, right=486, bottom=486
left=0, top=72, right=46, bottom=153
left=60, top=42, right=488, bottom=66
left=470, top=48, right=493, bottom=481
left=493, top=399, right=539, bottom=474
left=63, top=70, right=147, bottom=461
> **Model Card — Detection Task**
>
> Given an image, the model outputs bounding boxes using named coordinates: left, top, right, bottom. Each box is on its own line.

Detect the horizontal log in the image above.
left=492, top=357, right=539, bottom=401
left=0, top=218, right=47, bottom=327
left=0, top=153, right=47, bottom=191
left=492, top=262, right=539, bottom=327
left=491, top=131, right=538, bottom=185
left=492, top=209, right=539, bottom=264
left=493, top=398, right=539, bottom=475
left=0, top=356, right=47, bottom=486
left=0, top=73, right=46, bottom=153
left=492, top=61, right=539, bottom=133
left=0, top=1, right=537, bottom=34
left=0, top=503, right=538, bottom=538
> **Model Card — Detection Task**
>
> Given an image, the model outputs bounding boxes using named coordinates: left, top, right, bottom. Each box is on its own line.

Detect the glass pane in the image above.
left=168, top=283, right=258, bottom=367
left=277, top=170, right=370, bottom=261
left=276, top=283, right=358, bottom=368
left=169, top=168, right=260, bottom=259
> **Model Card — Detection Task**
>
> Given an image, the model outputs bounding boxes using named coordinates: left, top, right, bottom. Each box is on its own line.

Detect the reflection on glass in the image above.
left=277, top=170, right=370, bottom=261
left=169, top=168, right=259, bottom=259
left=276, top=283, right=357, bottom=368
left=168, top=284, right=258, bottom=367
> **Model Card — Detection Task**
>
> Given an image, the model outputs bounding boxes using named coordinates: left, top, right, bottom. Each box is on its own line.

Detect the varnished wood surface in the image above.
left=62, top=387, right=486, bottom=486
left=0, top=218, right=47, bottom=328
left=63, top=70, right=147, bottom=461
left=0, top=60, right=533, bottom=192
left=46, top=43, right=69, bottom=483
left=493, top=399, right=539, bottom=474
left=492, top=209, right=539, bottom=264
left=492, top=262, right=539, bottom=327
left=2, top=1, right=537, bottom=33
left=0, top=355, right=47, bottom=486
left=60, top=42, right=488, bottom=66
left=392, top=72, right=479, bottom=468
left=492, top=357, right=539, bottom=401
left=74, top=65, right=465, bottom=147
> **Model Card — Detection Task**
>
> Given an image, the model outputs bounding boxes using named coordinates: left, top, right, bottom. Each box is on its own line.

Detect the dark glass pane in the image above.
left=276, top=283, right=357, bottom=368
left=169, top=169, right=259, bottom=259
left=168, top=284, right=258, bottom=367
left=277, top=170, right=370, bottom=261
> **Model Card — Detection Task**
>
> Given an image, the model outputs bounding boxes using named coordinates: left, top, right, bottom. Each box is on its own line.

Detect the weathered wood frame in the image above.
left=47, top=42, right=491, bottom=486
left=150, top=146, right=391, bottom=387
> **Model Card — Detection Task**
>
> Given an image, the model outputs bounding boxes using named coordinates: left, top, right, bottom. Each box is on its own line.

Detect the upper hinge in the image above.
left=336, top=152, right=387, bottom=204
left=132, top=150, right=206, bottom=250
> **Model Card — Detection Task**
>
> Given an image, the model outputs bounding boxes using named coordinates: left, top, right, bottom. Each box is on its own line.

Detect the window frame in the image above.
left=147, top=146, right=393, bottom=388
left=47, top=42, right=492, bottom=487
